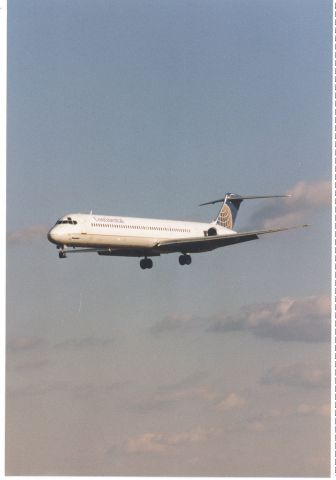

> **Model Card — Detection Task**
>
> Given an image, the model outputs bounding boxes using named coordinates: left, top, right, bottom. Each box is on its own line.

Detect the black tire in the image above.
left=140, top=259, right=147, bottom=269
left=146, top=258, right=153, bottom=269
left=185, top=255, right=192, bottom=265
left=179, top=255, right=186, bottom=266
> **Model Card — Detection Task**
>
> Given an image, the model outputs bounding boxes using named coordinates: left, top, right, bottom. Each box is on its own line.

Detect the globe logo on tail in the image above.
left=217, top=204, right=233, bottom=229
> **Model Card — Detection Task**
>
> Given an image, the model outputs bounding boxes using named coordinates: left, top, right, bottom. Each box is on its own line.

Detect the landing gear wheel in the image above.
left=146, top=258, right=153, bottom=269
left=58, top=251, right=67, bottom=259
left=179, top=255, right=186, bottom=265
left=140, top=258, right=153, bottom=269
left=179, top=254, right=191, bottom=266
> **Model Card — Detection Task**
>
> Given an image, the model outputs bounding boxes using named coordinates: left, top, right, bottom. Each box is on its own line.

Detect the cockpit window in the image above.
left=56, top=218, right=77, bottom=225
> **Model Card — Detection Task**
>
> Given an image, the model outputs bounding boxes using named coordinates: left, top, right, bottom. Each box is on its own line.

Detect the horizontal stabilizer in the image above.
left=199, top=194, right=291, bottom=206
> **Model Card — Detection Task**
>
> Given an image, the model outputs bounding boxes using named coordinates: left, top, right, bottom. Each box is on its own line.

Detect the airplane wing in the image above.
left=156, top=225, right=309, bottom=254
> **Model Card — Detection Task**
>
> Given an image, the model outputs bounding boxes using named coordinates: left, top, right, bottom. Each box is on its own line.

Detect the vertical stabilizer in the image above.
left=215, top=194, right=243, bottom=230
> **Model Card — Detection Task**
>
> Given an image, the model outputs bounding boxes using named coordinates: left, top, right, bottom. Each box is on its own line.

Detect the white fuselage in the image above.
left=47, top=213, right=234, bottom=253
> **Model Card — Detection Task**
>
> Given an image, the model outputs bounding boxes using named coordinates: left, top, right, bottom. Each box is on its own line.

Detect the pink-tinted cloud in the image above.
left=244, top=401, right=330, bottom=435
left=127, top=427, right=221, bottom=454
left=7, top=225, right=49, bottom=243
left=215, top=392, right=246, bottom=411
left=128, top=372, right=218, bottom=413
left=7, top=336, right=46, bottom=353
left=261, top=362, right=330, bottom=389
left=151, top=294, right=330, bottom=343
left=296, top=403, right=330, bottom=417
left=54, top=336, right=115, bottom=349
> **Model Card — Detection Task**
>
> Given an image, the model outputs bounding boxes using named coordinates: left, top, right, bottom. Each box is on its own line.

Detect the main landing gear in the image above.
left=140, top=257, right=153, bottom=270
left=179, top=254, right=192, bottom=266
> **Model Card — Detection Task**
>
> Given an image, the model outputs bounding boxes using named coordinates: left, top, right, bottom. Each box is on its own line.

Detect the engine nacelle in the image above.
left=207, top=227, right=217, bottom=236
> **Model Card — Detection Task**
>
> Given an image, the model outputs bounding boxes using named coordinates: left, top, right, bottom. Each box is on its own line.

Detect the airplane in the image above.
left=47, top=193, right=308, bottom=269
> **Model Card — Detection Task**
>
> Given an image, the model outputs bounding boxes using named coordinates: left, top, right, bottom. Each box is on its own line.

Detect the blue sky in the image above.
left=6, top=0, right=332, bottom=476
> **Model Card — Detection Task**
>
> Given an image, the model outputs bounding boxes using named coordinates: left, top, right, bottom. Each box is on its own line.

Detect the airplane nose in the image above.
left=47, top=228, right=59, bottom=244
left=47, top=226, right=69, bottom=245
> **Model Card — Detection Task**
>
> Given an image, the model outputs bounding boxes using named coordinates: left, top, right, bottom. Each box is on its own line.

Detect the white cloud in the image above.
left=250, top=180, right=331, bottom=229
left=208, top=294, right=330, bottom=342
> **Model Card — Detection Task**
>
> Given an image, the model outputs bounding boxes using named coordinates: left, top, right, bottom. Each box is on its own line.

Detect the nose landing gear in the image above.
left=140, top=257, right=153, bottom=270
left=179, top=254, right=192, bottom=266
left=57, top=245, right=67, bottom=259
